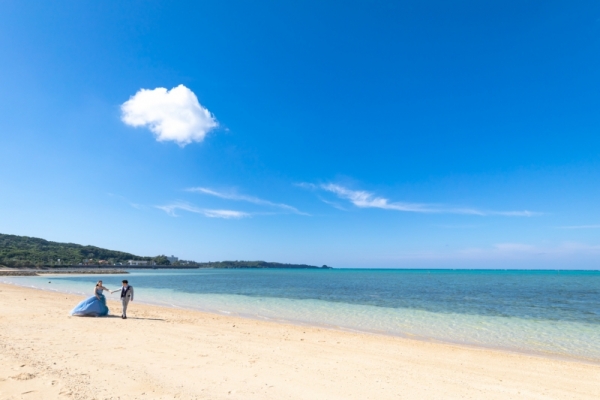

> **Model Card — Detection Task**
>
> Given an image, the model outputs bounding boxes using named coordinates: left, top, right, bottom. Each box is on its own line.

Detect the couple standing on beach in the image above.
left=70, top=279, right=134, bottom=319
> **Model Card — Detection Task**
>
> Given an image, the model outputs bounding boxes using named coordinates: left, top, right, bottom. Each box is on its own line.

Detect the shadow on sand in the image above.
left=106, top=315, right=166, bottom=321
left=72, top=314, right=166, bottom=321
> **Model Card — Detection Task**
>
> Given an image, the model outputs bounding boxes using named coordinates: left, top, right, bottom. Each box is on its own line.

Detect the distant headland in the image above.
left=0, top=233, right=331, bottom=270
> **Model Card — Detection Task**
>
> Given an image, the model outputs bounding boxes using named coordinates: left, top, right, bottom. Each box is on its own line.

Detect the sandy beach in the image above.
left=0, top=283, right=598, bottom=400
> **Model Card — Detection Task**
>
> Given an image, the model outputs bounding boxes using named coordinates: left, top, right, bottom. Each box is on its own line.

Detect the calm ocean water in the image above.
left=3, top=269, right=599, bottom=362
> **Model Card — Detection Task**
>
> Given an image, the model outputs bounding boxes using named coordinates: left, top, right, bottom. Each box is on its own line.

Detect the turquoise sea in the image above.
left=2, top=269, right=599, bottom=362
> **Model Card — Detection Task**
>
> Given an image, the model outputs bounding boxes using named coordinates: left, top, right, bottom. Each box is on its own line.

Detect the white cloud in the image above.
left=458, top=242, right=600, bottom=259
left=434, top=224, right=481, bottom=229
left=187, top=187, right=308, bottom=215
left=489, top=211, right=537, bottom=217
left=321, top=183, right=458, bottom=213
left=121, top=85, right=218, bottom=146
left=493, top=243, right=536, bottom=252
left=203, top=209, right=250, bottom=219
left=384, top=242, right=600, bottom=262
left=304, top=183, right=538, bottom=217
left=156, top=202, right=249, bottom=219
left=558, top=225, right=600, bottom=229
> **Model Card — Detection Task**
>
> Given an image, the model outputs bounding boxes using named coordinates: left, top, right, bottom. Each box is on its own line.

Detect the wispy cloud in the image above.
left=187, top=187, right=308, bottom=215
left=557, top=225, right=600, bottom=229
left=155, top=202, right=249, bottom=219
left=456, top=242, right=600, bottom=259
left=107, top=192, right=147, bottom=210
left=202, top=209, right=250, bottom=219
left=300, top=183, right=539, bottom=217
left=434, top=224, right=481, bottom=229
left=382, top=242, right=600, bottom=262
left=492, top=243, right=537, bottom=252
left=489, top=211, right=538, bottom=217
left=317, top=196, right=349, bottom=211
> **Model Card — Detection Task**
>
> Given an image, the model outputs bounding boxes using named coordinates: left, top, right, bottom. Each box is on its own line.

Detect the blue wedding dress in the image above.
left=71, top=288, right=110, bottom=317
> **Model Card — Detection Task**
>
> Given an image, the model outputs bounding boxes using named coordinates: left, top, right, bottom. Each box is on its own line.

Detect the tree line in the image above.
left=0, top=233, right=328, bottom=269
left=0, top=233, right=157, bottom=267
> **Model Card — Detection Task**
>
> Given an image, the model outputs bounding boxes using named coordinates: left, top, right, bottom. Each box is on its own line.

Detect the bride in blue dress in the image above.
left=70, top=280, right=112, bottom=317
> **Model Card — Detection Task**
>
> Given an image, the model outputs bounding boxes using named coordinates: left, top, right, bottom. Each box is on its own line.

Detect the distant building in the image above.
left=127, top=260, right=149, bottom=266
left=167, top=255, right=178, bottom=264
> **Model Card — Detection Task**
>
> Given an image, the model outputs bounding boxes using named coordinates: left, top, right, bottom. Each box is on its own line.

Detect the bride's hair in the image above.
left=96, top=280, right=102, bottom=286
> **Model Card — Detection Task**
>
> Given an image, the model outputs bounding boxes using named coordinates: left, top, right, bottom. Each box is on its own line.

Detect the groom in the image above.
left=112, top=280, right=134, bottom=319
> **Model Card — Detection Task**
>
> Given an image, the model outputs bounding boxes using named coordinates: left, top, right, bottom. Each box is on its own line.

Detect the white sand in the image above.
left=0, top=283, right=599, bottom=399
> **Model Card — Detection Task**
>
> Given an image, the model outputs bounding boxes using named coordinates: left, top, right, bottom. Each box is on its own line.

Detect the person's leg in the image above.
left=122, top=298, right=129, bottom=318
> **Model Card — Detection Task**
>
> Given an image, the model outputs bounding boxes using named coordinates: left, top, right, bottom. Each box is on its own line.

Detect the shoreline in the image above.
left=0, top=270, right=129, bottom=276
left=2, top=278, right=599, bottom=367
left=1, top=283, right=599, bottom=399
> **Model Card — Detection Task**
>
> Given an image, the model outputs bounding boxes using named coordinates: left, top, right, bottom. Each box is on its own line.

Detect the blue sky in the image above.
left=1, top=1, right=599, bottom=268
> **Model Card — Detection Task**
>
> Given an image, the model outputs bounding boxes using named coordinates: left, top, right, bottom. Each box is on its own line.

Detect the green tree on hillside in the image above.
left=0, top=233, right=151, bottom=267
left=153, top=255, right=171, bottom=265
